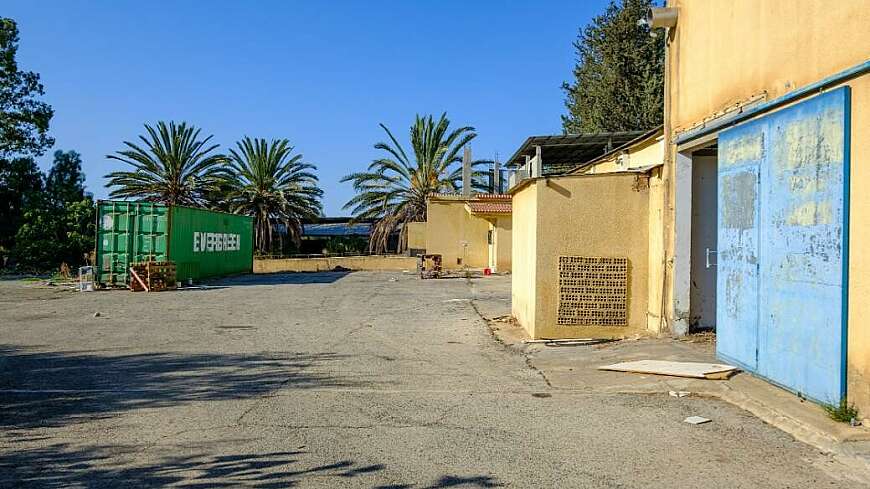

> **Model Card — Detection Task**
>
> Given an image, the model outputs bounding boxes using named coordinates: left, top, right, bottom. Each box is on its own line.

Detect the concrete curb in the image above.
left=483, top=318, right=870, bottom=477
left=709, top=383, right=870, bottom=482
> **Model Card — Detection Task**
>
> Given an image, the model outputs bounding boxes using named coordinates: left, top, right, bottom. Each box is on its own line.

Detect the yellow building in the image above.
left=508, top=131, right=663, bottom=339
left=655, top=1, right=870, bottom=415
left=421, top=194, right=512, bottom=272
left=406, top=221, right=427, bottom=253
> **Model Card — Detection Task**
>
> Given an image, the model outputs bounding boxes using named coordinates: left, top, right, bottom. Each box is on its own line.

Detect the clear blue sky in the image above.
left=7, top=0, right=605, bottom=215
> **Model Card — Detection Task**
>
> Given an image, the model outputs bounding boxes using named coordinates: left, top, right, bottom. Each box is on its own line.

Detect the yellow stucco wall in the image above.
left=512, top=175, right=650, bottom=339
left=406, top=221, right=427, bottom=250
left=584, top=136, right=665, bottom=175
left=425, top=199, right=489, bottom=269
left=425, top=198, right=511, bottom=270
left=579, top=138, right=667, bottom=334
left=494, top=216, right=512, bottom=272
left=664, top=0, right=870, bottom=416
left=254, top=256, right=419, bottom=273
left=647, top=167, right=666, bottom=334
left=844, top=75, right=870, bottom=418
left=631, top=137, right=666, bottom=170
left=511, top=184, right=537, bottom=332
left=667, top=0, right=870, bottom=133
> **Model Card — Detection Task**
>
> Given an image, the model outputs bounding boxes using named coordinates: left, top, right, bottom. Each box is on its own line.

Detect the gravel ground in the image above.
left=0, top=272, right=865, bottom=488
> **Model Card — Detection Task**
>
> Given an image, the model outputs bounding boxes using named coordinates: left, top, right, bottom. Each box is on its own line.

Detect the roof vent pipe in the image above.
left=462, top=146, right=472, bottom=197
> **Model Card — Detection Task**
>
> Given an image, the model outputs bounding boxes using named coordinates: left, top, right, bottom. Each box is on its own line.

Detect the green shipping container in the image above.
left=95, top=201, right=254, bottom=286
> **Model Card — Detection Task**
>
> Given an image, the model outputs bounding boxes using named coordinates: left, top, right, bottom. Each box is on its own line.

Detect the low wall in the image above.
left=254, top=256, right=418, bottom=273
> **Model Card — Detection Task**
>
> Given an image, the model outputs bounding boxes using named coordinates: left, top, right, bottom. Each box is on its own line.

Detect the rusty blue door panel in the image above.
left=717, top=124, right=762, bottom=371
left=757, top=88, right=849, bottom=404
left=716, top=87, right=849, bottom=405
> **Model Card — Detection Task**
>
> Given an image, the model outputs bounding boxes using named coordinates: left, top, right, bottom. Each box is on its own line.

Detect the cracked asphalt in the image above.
left=0, top=272, right=865, bottom=488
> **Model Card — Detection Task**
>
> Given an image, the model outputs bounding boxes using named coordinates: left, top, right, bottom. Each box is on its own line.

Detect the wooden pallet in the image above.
left=129, top=260, right=177, bottom=292
left=419, top=254, right=443, bottom=279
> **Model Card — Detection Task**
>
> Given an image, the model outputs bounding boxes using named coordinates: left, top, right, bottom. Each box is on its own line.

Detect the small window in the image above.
left=487, top=230, right=493, bottom=245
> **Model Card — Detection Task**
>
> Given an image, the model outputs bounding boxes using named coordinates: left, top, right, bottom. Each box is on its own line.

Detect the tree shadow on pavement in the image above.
left=376, top=475, right=504, bottom=488
left=213, top=271, right=352, bottom=287
left=0, top=345, right=366, bottom=429
left=0, top=442, right=503, bottom=488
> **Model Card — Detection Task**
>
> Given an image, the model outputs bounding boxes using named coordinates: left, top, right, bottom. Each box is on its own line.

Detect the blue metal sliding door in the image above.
left=716, top=87, right=850, bottom=404
left=716, top=123, right=762, bottom=371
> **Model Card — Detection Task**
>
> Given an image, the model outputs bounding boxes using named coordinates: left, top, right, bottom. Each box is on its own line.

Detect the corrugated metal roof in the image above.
left=302, top=222, right=372, bottom=237
left=505, top=131, right=647, bottom=174
left=568, top=126, right=664, bottom=174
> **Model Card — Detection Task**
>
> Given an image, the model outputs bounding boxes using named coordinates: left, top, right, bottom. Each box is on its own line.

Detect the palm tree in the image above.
left=342, top=113, right=490, bottom=253
left=222, top=137, right=323, bottom=253
left=105, top=121, right=225, bottom=206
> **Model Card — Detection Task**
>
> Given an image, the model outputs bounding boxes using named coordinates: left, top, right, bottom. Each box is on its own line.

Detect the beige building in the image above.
left=406, top=221, right=427, bottom=253
left=509, top=131, right=662, bottom=339
left=507, top=0, right=868, bottom=418
left=655, top=1, right=870, bottom=415
left=420, top=194, right=512, bottom=272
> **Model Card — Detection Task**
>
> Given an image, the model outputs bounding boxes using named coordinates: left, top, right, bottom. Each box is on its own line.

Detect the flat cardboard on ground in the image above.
left=598, top=360, right=737, bottom=380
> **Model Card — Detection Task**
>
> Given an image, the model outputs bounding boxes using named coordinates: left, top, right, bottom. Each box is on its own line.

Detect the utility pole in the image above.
left=462, top=146, right=472, bottom=197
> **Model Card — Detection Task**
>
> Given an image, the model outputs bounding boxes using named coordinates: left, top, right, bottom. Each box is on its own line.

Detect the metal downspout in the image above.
left=659, top=6, right=675, bottom=335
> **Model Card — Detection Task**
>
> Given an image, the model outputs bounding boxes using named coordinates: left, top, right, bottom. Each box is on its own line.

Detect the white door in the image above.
left=487, top=225, right=496, bottom=271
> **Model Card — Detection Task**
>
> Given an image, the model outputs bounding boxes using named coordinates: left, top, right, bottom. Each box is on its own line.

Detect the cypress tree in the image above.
left=561, top=0, right=664, bottom=134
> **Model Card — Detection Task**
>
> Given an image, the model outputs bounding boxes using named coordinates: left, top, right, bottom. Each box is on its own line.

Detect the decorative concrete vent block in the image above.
left=557, top=256, right=628, bottom=326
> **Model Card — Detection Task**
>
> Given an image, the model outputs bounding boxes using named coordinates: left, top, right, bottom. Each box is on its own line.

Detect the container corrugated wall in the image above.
left=168, top=205, right=254, bottom=281
left=95, top=201, right=254, bottom=286
left=96, top=201, right=170, bottom=286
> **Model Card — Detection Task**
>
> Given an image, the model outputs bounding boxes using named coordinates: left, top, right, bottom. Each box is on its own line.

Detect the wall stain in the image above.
left=788, top=172, right=832, bottom=196
left=724, top=269, right=743, bottom=318
left=721, top=171, right=758, bottom=230
left=720, top=132, right=764, bottom=167
left=773, top=107, right=844, bottom=174
left=786, top=200, right=833, bottom=227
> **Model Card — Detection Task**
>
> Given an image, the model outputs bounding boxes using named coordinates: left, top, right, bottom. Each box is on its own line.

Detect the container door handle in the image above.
left=706, top=248, right=717, bottom=269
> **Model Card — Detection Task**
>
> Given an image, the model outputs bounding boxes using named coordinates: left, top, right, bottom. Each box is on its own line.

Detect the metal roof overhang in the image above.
left=568, top=127, right=664, bottom=174
left=505, top=131, right=646, bottom=174
left=675, top=59, right=870, bottom=149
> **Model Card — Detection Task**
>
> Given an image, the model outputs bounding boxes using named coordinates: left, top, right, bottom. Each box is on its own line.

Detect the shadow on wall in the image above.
left=0, top=345, right=367, bottom=430
left=0, top=442, right=505, bottom=488
left=545, top=180, right=573, bottom=198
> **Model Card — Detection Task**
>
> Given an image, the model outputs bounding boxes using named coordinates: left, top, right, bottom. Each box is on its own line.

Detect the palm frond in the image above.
left=341, top=113, right=483, bottom=253
left=221, top=136, right=323, bottom=253
left=105, top=121, right=227, bottom=206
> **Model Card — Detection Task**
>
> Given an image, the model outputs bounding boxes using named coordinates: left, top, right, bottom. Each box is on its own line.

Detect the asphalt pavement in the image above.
left=0, top=272, right=864, bottom=488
